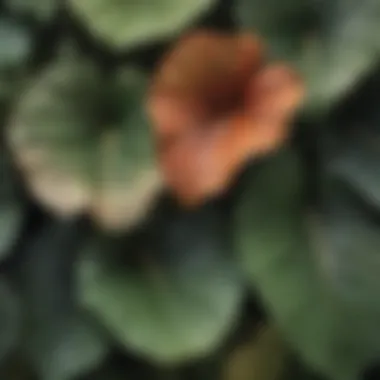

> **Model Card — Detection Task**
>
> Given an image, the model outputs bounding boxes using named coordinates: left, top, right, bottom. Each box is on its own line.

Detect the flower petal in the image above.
left=148, top=30, right=263, bottom=137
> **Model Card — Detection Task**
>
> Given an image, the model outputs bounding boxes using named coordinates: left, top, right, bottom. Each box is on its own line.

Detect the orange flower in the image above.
left=147, top=30, right=305, bottom=207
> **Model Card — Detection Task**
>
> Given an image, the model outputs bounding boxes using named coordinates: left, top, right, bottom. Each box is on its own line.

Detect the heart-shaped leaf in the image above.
left=78, top=200, right=243, bottom=364
left=8, top=45, right=161, bottom=231
left=68, top=0, right=216, bottom=50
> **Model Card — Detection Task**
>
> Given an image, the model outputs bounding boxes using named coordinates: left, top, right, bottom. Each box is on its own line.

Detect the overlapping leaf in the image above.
left=324, top=66, right=380, bottom=211
left=310, top=66, right=380, bottom=376
left=8, top=45, right=161, bottom=231
left=68, top=0, right=216, bottom=50
left=233, top=148, right=372, bottom=380
left=0, top=277, right=22, bottom=363
left=0, top=153, right=24, bottom=262
left=0, top=18, right=32, bottom=105
left=78, top=200, right=243, bottom=364
left=234, top=0, right=380, bottom=113
left=17, top=218, right=109, bottom=380
left=317, top=179, right=380, bottom=317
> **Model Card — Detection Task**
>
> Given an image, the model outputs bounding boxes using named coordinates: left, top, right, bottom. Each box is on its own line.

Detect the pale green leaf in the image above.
left=68, top=0, right=216, bottom=49
left=8, top=46, right=160, bottom=231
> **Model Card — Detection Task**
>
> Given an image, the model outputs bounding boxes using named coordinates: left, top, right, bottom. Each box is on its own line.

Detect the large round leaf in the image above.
left=8, top=46, right=161, bottom=231
left=0, top=153, right=24, bottom=262
left=68, top=0, right=216, bottom=50
left=234, top=0, right=380, bottom=113
left=17, top=218, right=109, bottom=380
left=78, top=200, right=243, bottom=364
left=233, top=149, right=370, bottom=380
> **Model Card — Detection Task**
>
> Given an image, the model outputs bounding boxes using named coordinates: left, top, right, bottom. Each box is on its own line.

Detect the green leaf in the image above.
left=0, top=153, right=24, bottom=261
left=328, top=147, right=380, bottom=210
left=0, top=19, right=31, bottom=67
left=234, top=0, right=314, bottom=60
left=233, top=149, right=370, bottom=380
left=18, top=219, right=109, bottom=380
left=0, top=277, right=22, bottom=363
left=5, top=0, right=59, bottom=22
left=234, top=0, right=380, bottom=113
left=8, top=45, right=160, bottom=231
left=311, top=176, right=380, bottom=379
left=68, top=0, right=216, bottom=50
left=318, top=179, right=380, bottom=313
left=317, top=67, right=380, bottom=317
left=78, top=201, right=243, bottom=364
left=0, top=18, right=32, bottom=103
left=324, top=66, right=380, bottom=211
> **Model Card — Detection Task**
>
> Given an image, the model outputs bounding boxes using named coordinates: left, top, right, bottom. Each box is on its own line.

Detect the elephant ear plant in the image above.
left=0, top=1, right=380, bottom=380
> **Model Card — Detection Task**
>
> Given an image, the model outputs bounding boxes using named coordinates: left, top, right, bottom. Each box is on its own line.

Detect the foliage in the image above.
left=0, top=1, right=379, bottom=380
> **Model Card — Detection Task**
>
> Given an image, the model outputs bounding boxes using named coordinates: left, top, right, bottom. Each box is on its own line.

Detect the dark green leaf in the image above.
left=0, top=18, right=32, bottom=102
left=234, top=0, right=380, bottom=113
left=233, top=149, right=369, bottom=380
left=78, top=201, right=243, bottom=364
left=318, top=180, right=380, bottom=313
left=0, top=277, right=22, bottom=363
left=0, top=153, right=24, bottom=261
left=324, top=65, right=380, bottom=211
left=18, top=219, right=109, bottom=380
left=328, top=147, right=380, bottom=210
left=234, top=0, right=315, bottom=60
left=5, top=0, right=59, bottom=22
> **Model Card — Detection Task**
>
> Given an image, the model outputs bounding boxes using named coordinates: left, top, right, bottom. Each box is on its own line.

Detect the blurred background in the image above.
left=0, top=1, right=380, bottom=380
